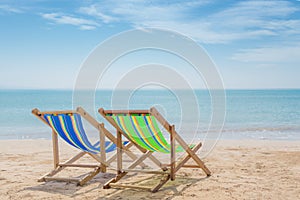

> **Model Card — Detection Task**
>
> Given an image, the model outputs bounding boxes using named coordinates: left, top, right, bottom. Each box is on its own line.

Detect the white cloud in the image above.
left=208, top=0, right=300, bottom=37
left=42, top=13, right=99, bottom=30
left=215, top=0, right=297, bottom=20
left=231, top=44, right=300, bottom=63
left=0, top=5, right=23, bottom=13
left=2, top=0, right=300, bottom=43
left=79, top=5, right=117, bottom=23
left=78, top=0, right=198, bottom=27
left=79, top=25, right=97, bottom=30
left=73, top=0, right=300, bottom=43
left=37, top=1, right=300, bottom=43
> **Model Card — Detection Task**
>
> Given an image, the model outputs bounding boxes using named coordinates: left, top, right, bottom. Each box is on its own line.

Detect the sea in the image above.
left=0, top=89, right=300, bottom=141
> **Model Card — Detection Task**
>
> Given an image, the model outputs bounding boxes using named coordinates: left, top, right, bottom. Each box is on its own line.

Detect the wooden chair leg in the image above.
left=170, top=125, right=176, bottom=181
left=99, top=124, right=107, bottom=173
left=52, top=130, right=59, bottom=169
left=104, top=151, right=152, bottom=189
left=151, top=174, right=170, bottom=193
left=175, top=143, right=203, bottom=173
left=174, top=132, right=211, bottom=175
left=38, top=151, right=87, bottom=182
left=103, top=172, right=127, bottom=189
left=78, top=167, right=102, bottom=186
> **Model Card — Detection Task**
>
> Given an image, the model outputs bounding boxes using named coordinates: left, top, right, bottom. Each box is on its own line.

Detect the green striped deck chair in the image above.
left=32, top=107, right=142, bottom=186
left=99, top=107, right=211, bottom=192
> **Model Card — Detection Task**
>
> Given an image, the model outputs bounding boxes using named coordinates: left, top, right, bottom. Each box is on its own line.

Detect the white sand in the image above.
left=0, top=139, right=299, bottom=200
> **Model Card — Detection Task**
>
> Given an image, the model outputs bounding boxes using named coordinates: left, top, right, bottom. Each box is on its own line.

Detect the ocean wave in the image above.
left=221, top=126, right=300, bottom=133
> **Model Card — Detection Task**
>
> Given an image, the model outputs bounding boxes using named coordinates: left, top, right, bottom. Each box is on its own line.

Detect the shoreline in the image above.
left=2, top=137, right=300, bottom=142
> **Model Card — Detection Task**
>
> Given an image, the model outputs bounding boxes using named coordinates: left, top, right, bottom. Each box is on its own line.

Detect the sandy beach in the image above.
left=0, top=139, right=299, bottom=200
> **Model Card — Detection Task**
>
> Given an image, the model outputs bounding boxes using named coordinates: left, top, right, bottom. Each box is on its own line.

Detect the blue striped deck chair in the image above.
left=32, top=107, right=142, bottom=186
left=99, top=107, right=211, bottom=192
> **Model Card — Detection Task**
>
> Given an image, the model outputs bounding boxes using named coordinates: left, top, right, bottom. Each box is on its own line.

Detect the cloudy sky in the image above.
left=0, top=0, right=300, bottom=89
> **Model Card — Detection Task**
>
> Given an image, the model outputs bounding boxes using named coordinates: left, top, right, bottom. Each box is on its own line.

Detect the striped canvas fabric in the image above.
left=108, top=114, right=188, bottom=153
left=43, top=113, right=123, bottom=154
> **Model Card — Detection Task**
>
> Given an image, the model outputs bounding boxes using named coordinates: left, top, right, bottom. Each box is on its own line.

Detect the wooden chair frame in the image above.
left=99, top=107, right=211, bottom=192
left=32, top=107, right=143, bottom=186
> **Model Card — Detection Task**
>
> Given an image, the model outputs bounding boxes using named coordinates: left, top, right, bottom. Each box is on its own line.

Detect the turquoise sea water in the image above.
left=0, top=89, right=299, bottom=140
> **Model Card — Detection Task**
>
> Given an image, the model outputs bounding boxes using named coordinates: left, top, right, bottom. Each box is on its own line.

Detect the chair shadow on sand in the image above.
left=24, top=172, right=209, bottom=199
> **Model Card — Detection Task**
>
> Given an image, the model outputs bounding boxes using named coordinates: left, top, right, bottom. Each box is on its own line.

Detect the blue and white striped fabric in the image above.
left=43, top=113, right=128, bottom=154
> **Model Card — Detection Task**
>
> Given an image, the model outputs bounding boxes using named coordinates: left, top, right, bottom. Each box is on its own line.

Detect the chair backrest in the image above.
left=43, top=113, right=109, bottom=154
left=106, top=113, right=173, bottom=153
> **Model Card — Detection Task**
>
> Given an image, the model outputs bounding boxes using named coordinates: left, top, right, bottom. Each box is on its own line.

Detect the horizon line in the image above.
left=1, top=88, right=300, bottom=91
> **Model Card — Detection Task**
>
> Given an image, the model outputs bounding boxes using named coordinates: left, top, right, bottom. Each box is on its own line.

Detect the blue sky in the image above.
left=0, top=0, right=300, bottom=89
